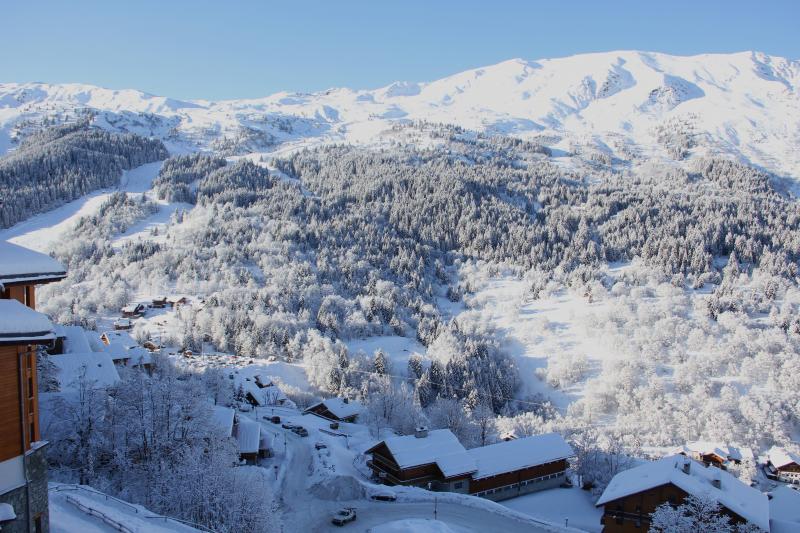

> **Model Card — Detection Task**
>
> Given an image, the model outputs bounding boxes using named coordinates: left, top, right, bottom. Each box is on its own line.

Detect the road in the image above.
left=313, top=501, right=557, bottom=532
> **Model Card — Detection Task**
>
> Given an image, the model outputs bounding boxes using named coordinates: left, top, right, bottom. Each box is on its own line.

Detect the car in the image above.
left=369, top=492, right=396, bottom=502
left=329, top=422, right=340, bottom=430
left=292, top=427, right=309, bottom=437
left=281, top=422, right=296, bottom=430
left=314, top=442, right=327, bottom=450
left=270, top=416, right=281, bottom=424
left=331, top=507, right=356, bottom=526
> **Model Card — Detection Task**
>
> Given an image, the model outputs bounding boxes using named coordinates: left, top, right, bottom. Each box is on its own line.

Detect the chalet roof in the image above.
left=596, top=455, right=770, bottom=531
left=306, top=397, right=363, bottom=420
left=54, top=325, right=92, bottom=353
left=767, top=446, right=800, bottom=469
left=210, top=406, right=235, bottom=438
left=236, top=417, right=261, bottom=454
left=121, top=304, right=143, bottom=313
left=50, top=352, right=120, bottom=391
left=466, top=433, right=574, bottom=480
left=0, top=241, right=66, bottom=285
left=167, top=295, right=189, bottom=303
left=239, top=379, right=288, bottom=406
left=101, top=338, right=151, bottom=365
left=673, top=441, right=750, bottom=462
left=435, top=451, right=478, bottom=478
left=370, top=429, right=468, bottom=470
left=0, top=299, right=55, bottom=344
left=769, top=485, right=800, bottom=533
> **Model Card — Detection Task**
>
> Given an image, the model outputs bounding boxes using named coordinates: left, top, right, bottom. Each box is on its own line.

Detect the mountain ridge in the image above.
left=1, top=49, right=799, bottom=177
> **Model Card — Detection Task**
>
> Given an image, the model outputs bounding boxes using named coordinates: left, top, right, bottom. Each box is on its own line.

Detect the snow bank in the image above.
left=370, top=518, right=455, bottom=533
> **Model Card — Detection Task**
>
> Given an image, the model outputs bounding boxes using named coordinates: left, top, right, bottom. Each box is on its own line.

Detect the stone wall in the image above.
left=0, top=444, right=49, bottom=533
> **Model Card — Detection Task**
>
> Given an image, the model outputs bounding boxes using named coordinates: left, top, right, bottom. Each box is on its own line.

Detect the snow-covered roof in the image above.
left=767, top=446, right=800, bottom=469
left=101, top=330, right=135, bottom=344
left=596, top=455, right=770, bottom=531
left=239, top=379, right=287, bottom=406
left=54, top=324, right=92, bottom=353
left=98, top=331, right=151, bottom=365
left=769, top=486, right=800, bottom=533
left=210, top=406, right=235, bottom=437
left=0, top=299, right=55, bottom=344
left=466, top=433, right=574, bottom=480
left=0, top=502, right=15, bottom=521
left=167, top=294, right=189, bottom=303
left=121, top=304, right=142, bottom=313
left=673, top=441, right=749, bottom=462
left=307, top=397, right=363, bottom=420
left=435, top=451, right=478, bottom=478
left=0, top=241, right=66, bottom=285
left=236, top=417, right=261, bottom=454
left=372, top=429, right=467, bottom=469
left=50, top=352, right=120, bottom=391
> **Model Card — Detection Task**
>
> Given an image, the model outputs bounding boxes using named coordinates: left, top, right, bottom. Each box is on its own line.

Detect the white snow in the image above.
left=502, top=487, right=603, bottom=532
left=0, top=240, right=65, bottom=283
left=55, top=325, right=92, bottom=353
left=768, top=485, right=800, bottom=533
left=467, top=433, right=574, bottom=480
left=596, top=455, right=770, bottom=531
left=0, top=502, right=15, bottom=521
left=372, top=429, right=467, bottom=470
left=307, top=398, right=364, bottom=420
left=235, top=416, right=261, bottom=454
left=50, top=352, right=120, bottom=391
left=767, top=446, right=800, bottom=469
left=210, top=405, right=235, bottom=437
left=2, top=51, right=799, bottom=179
left=0, top=299, right=54, bottom=341
left=369, top=518, right=459, bottom=533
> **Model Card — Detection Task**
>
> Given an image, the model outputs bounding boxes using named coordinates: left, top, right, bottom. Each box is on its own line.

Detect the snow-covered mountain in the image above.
left=1, top=50, right=799, bottom=176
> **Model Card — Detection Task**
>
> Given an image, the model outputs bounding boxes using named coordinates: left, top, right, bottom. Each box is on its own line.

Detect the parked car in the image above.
left=369, top=491, right=396, bottom=502
left=292, top=427, right=309, bottom=437
left=329, top=422, right=340, bottom=430
left=281, top=422, right=296, bottom=430
left=269, top=416, right=281, bottom=424
left=331, top=507, right=356, bottom=526
left=315, top=442, right=327, bottom=450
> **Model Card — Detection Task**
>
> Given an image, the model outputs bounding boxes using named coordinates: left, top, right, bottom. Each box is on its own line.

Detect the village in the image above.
left=2, top=237, right=800, bottom=533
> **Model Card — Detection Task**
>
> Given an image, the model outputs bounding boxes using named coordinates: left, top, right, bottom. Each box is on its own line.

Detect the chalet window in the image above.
left=454, top=482, right=463, bottom=489
left=615, top=505, right=624, bottom=524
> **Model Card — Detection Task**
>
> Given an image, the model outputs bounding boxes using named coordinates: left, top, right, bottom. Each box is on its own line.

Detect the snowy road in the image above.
left=312, top=501, right=557, bottom=532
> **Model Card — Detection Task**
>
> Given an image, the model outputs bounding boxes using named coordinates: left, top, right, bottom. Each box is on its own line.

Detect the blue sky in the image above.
left=1, top=0, right=798, bottom=100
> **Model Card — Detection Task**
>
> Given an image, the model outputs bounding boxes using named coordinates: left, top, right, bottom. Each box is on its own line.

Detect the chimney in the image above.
left=677, top=456, right=691, bottom=475
left=415, top=426, right=429, bottom=438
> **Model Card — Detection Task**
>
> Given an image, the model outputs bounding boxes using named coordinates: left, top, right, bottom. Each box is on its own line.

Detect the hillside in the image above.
left=1, top=50, right=799, bottom=177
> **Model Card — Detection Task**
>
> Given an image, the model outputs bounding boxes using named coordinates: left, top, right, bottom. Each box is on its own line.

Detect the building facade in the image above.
left=0, top=240, right=67, bottom=533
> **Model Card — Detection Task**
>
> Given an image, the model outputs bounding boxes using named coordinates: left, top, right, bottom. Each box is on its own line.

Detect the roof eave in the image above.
left=0, top=273, right=67, bottom=286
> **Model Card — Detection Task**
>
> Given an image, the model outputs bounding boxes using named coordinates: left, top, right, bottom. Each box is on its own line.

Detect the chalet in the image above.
left=365, top=429, right=573, bottom=501
left=113, top=318, right=133, bottom=330
left=235, top=416, right=261, bottom=464
left=121, top=303, right=146, bottom=318
left=0, top=241, right=66, bottom=532
left=50, top=352, right=120, bottom=391
left=151, top=296, right=167, bottom=308
left=99, top=330, right=153, bottom=370
left=259, top=432, right=273, bottom=459
left=167, top=295, right=189, bottom=308
left=304, top=397, right=363, bottom=423
left=766, top=447, right=800, bottom=484
left=0, top=240, right=66, bottom=309
left=596, top=455, right=769, bottom=532
left=769, top=485, right=800, bottom=533
left=240, top=378, right=289, bottom=407
left=672, top=441, right=749, bottom=469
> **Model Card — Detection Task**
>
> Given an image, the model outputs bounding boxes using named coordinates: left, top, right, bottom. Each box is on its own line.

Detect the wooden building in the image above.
left=365, top=429, right=573, bottom=501
left=235, top=416, right=262, bottom=464
left=304, top=397, right=363, bottom=423
left=672, top=441, right=748, bottom=470
left=151, top=296, right=167, bottom=308
left=0, top=240, right=66, bottom=533
left=121, top=303, right=145, bottom=318
left=766, top=447, right=800, bottom=485
left=596, top=455, right=770, bottom=532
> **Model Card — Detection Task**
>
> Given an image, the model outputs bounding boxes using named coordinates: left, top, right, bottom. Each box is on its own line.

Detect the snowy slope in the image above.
left=1, top=50, right=798, bottom=177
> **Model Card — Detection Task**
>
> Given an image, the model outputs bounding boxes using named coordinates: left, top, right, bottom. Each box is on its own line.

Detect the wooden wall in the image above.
left=0, top=344, right=39, bottom=463
left=2, top=284, right=36, bottom=309
left=468, top=459, right=568, bottom=493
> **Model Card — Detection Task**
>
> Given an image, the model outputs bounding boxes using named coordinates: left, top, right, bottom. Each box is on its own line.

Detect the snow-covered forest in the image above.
left=0, top=122, right=167, bottom=227
left=18, top=123, right=794, bottom=475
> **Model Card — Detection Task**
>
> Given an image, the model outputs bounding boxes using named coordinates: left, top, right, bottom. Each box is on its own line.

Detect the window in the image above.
left=454, top=482, right=463, bottom=489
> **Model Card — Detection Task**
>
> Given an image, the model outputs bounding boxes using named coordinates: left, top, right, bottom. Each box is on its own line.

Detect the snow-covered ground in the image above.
left=49, top=483, right=201, bottom=533
left=0, top=161, right=165, bottom=252
left=2, top=51, right=799, bottom=179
